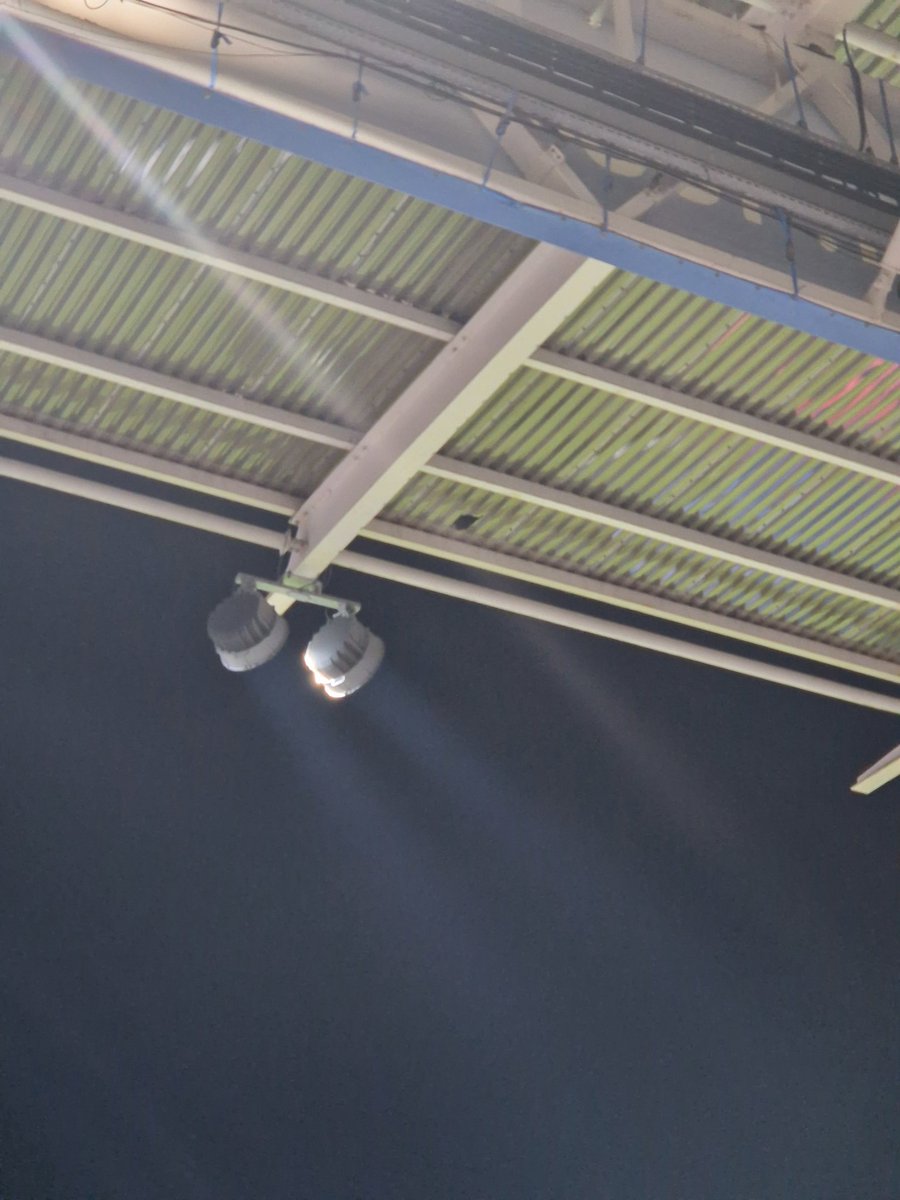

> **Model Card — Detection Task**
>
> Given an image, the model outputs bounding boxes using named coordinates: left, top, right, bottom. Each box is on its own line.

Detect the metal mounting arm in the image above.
left=234, top=572, right=361, bottom=617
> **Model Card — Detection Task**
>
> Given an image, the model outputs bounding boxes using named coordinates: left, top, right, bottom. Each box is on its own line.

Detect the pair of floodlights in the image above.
left=207, top=573, right=384, bottom=698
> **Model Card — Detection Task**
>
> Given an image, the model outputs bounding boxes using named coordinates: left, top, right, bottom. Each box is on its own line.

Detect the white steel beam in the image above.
left=428, top=458, right=900, bottom=612
left=361, top=519, right=900, bottom=686
left=0, top=452, right=286, bottom=551
left=803, top=1, right=870, bottom=31
left=0, top=327, right=356, bottom=449
left=851, top=742, right=900, bottom=793
left=0, top=412, right=297, bottom=514
left=531, top=350, right=900, bottom=489
left=3, top=411, right=897, bottom=614
left=2, top=451, right=899, bottom=716
left=288, top=245, right=615, bottom=578
left=2, top=325, right=898, bottom=489
left=0, top=173, right=457, bottom=343
left=6, top=178, right=900, bottom=462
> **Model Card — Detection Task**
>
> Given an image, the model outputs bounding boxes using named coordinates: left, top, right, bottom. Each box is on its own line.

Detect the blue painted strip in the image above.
left=5, top=20, right=900, bottom=362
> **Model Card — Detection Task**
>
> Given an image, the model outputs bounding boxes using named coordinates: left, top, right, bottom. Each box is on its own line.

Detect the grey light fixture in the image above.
left=207, top=573, right=384, bottom=697
left=207, top=586, right=289, bottom=672
left=303, top=614, right=385, bottom=698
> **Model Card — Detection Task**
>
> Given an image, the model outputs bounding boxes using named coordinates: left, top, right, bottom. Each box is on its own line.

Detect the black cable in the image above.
left=842, top=27, right=870, bottom=154
left=879, top=78, right=899, bottom=165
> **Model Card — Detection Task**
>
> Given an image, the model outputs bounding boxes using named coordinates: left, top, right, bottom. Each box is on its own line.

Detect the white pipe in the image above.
left=851, top=741, right=900, bottom=793
left=3, top=454, right=900, bottom=716
left=336, top=552, right=900, bottom=716
left=0, top=455, right=284, bottom=550
left=845, top=22, right=900, bottom=67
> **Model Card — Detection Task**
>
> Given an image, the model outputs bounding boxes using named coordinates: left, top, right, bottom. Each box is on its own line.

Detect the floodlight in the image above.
left=208, top=573, right=383, bottom=695
left=207, top=587, right=289, bottom=672
left=303, top=614, right=385, bottom=698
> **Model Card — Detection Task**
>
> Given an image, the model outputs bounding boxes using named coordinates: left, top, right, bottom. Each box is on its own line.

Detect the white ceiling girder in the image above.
left=0, top=174, right=457, bottom=342
left=287, top=245, right=615, bottom=578
left=803, top=0, right=869, bottom=32
left=426, top=457, right=900, bottom=612
left=2, top=320, right=899, bottom=487
left=844, top=22, right=900, bottom=67
left=0, top=411, right=298, bottom=513
left=851, top=742, right=900, bottom=793
left=0, top=451, right=287, bottom=552
left=0, top=326, right=355, bottom=449
left=3, top=448, right=899, bottom=717
left=532, top=350, right=900, bottom=488
left=3, top=409, right=897, bottom=613
left=10, top=170, right=900, bottom=365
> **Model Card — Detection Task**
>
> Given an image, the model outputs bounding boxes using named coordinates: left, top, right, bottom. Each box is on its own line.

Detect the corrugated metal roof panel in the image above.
left=445, top=368, right=900, bottom=586
left=384, top=474, right=900, bottom=661
left=0, top=353, right=338, bottom=494
left=0, top=202, right=438, bottom=428
left=549, top=273, right=900, bottom=459
left=0, top=54, right=531, bottom=321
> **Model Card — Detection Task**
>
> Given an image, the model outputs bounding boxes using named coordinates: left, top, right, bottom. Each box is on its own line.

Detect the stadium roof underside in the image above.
left=0, top=0, right=899, bottom=776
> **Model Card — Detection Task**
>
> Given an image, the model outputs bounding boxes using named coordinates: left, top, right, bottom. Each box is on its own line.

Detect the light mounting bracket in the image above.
left=234, top=572, right=362, bottom=617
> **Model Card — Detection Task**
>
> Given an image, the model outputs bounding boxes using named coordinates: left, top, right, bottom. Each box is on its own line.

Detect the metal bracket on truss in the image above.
left=234, top=572, right=361, bottom=617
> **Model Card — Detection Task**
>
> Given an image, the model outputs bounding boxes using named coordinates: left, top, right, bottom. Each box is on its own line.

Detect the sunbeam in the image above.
left=498, top=612, right=889, bottom=998
left=243, top=653, right=555, bottom=1044
left=0, top=15, right=365, bottom=425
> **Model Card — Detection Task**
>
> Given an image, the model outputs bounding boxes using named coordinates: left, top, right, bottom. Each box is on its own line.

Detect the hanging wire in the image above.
left=878, top=79, right=899, bottom=165
left=842, top=27, right=870, bottom=153
left=637, top=0, right=649, bottom=67
left=351, top=57, right=367, bottom=140
left=776, top=208, right=800, bottom=297
left=782, top=38, right=807, bottom=130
